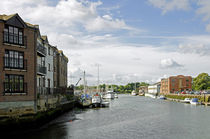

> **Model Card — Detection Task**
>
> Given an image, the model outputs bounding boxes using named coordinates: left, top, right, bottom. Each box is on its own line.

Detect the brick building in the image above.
left=0, top=14, right=69, bottom=116
left=0, top=14, right=38, bottom=114
left=160, top=75, right=192, bottom=94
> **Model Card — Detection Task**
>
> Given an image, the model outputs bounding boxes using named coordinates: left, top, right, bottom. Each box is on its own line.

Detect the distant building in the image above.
left=139, top=86, right=148, bottom=94
left=57, top=50, right=68, bottom=88
left=148, top=82, right=161, bottom=95
left=160, top=75, right=192, bottom=94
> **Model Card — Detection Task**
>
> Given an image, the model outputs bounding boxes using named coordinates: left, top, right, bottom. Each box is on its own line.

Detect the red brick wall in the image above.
left=0, top=22, right=36, bottom=102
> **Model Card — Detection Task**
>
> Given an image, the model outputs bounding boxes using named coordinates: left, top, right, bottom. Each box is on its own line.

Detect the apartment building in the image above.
left=0, top=14, right=69, bottom=116
left=42, top=36, right=54, bottom=94
left=57, top=50, right=68, bottom=88
left=0, top=14, right=38, bottom=114
left=160, top=75, right=192, bottom=94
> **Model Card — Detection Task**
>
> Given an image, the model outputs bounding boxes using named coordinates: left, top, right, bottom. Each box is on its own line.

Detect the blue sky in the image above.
left=1, top=0, right=210, bottom=85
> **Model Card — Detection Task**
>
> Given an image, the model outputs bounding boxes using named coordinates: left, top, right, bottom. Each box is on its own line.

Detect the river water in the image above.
left=15, top=94, right=210, bottom=139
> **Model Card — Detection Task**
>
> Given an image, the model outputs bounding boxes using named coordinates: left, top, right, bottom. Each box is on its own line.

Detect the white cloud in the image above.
left=196, top=0, right=210, bottom=32
left=148, top=0, right=191, bottom=14
left=178, top=43, right=210, bottom=55
left=160, top=58, right=183, bottom=69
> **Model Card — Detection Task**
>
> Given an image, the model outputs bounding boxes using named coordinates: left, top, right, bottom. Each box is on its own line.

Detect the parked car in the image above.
left=194, top=91, right=200, bottom=95
left=181, top=91, right=186, bottom=94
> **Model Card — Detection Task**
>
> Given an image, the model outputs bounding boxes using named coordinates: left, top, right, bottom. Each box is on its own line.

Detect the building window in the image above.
left=3, top=25, right=23, bottom=45
left=4, top=74, right=25, bottom=93
left=48, top=63, right=50, bottom=71
left=48, top=47, right=50, bottom=55
left=186, top=79, right=189, bottom=82
left=4, top=50, right=24, bottom=69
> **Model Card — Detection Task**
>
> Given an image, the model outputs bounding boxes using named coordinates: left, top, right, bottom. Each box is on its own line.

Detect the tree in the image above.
left=192, top=73, right=210, bottom=91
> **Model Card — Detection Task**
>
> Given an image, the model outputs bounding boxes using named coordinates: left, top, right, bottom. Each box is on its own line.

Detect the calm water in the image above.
left=13, top=94, right=210, bottom=139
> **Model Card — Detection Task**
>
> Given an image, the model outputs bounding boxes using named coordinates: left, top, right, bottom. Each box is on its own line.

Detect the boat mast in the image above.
left=97, top=64, right=100, bottom=92
left=83, top=71, right=86, bottom=94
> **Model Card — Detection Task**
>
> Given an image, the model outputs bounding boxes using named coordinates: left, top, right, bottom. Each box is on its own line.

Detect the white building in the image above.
left=148, top=82, right=161, bottom=95
left=42, top=36, right=54, bottom=92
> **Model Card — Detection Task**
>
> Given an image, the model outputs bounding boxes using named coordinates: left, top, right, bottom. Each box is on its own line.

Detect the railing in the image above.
left=37, top=64, right=46, bottom=75
left=3, top=31, right=27, bottom=47
left=3, top=57, right=27, bottom=70
left=37, top=87, right=47, bottom=95
left=3, top=82, right=27, bottom=94
left=37, top=42, right=46, bottom=56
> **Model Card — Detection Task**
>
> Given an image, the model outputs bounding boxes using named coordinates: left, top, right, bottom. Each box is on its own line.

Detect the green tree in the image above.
left=192, top=73, right=210, bottom=90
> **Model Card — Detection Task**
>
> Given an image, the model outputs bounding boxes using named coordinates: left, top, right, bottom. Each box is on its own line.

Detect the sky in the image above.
left=1, top=0, right=210, bottom=85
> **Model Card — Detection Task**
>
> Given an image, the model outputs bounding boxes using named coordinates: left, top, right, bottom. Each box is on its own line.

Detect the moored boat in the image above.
left=92, top=93, right=102, bottom=107
left=190, top=98, right=199, bottom=105
left=114, top=93, right=118, bottom=98
left=131, top=90, right=137, bottom=96
left=101, top=101, right=110, bottom=107
left=103, top=91, right=115, bottom=99
left=158, top=95, right=166, bottom=100
left=183, top=98, right=191, bottom=103
left=79, top=94, right=92, bottom=107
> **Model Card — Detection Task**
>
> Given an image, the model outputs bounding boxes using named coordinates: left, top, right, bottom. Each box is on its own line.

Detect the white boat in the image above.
left=158, top=95, right=166, bottom=100
left=183, top=98, right=191, bottom=103
left=145, top=93, right=156, bottom=98
left=190, top=98, right=199, bottom=105
left=92, top=94, right=102, bottom=107
left=114, top=93, right=118, bottom=98
left=101, top=101, right=110, bottom=107
left=103, top=91, right=115, bottom=99
left=131, top=90, right=137, bottom=96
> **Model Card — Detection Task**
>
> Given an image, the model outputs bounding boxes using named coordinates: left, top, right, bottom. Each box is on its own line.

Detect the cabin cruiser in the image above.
left=131, top=90, right=137, bottom=96
left=183, top=98, right=191, bottom=103
left=92, top=93, right=102, bottom=107
left=103, top=91, right=115, bottom=99
left=190, top=98, right=199, bottom=105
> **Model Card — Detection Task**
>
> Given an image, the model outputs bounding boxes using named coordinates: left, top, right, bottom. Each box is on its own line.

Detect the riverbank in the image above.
left=160, top=94, right=210, bottom=105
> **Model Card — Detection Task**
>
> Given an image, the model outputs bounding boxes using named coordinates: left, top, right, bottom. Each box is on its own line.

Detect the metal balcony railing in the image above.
left=37, top=64, right=46, bottom=75
left=37, top=42, right=46, bottom=56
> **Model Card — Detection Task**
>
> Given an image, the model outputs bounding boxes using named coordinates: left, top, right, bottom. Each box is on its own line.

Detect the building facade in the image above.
left=148, top=82, right=161, bottom=95
left=0, top=14, right=69, bottom=116
left=0, top=14, right=38, bottom=115
left=160, top=75, right=192, bottom=94
left=57, top=50, right=68, bottom=88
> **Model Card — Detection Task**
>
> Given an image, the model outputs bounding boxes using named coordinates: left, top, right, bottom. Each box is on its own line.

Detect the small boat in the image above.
left=101, top=101, right=110, bottom=107
left=190, top=98, right=199, bottom=105
left=183, top=98, right=191, bottom=103
left=145, top=93, right=156, bottom=98
left=79, top=94, right=92, bottom=107
left=114, top=93, right=118, bottom=98
left=92, top=93, right=102, bottom=107
left=158, top=95, right=166, bottom=100
left=131, top=90, right=137, bottom=96
left=103, top=91, right=115, bottom=99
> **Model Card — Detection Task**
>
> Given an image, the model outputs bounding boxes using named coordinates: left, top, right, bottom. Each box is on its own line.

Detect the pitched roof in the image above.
left=0, top=13, right=16, bottom=20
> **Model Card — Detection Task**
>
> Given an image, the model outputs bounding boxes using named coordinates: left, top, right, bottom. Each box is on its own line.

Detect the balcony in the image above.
left=37, top=42, right=46, bottom=57
left=3, top=57, right=27, bottom=71
left=37, top=64, right=46, bottom=75
left=3, top=82, right=27, bottom=95
left=3, top=31, right=27, bottom=47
